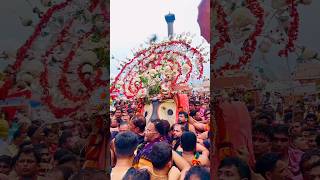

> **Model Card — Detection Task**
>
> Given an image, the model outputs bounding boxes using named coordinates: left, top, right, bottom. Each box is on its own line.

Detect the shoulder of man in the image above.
left=168, top=166, right=181, bottom=180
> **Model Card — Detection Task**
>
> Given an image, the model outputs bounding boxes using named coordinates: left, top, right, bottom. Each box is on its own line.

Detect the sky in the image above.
left=110, top=0, right=210, bottom=82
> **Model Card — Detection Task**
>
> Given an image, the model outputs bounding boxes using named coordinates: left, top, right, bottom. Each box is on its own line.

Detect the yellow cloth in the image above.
left=7, top=144, right=18, bottom=157
left=0, top=119, right=9, bottom=139
left=134, top=158, right=153, bottom=169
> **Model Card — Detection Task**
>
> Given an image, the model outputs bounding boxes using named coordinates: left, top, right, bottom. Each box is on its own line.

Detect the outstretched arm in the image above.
left=189, top=116, right=207, bottom=132
left=198, top=155, right=210, bottom=167
left=196, top=143, right=209, bottom=157
left=172, top=150, right=190, bottom=171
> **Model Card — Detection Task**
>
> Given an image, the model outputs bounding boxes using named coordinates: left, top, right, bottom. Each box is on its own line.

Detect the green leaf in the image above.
left=140, top=77, right=148, bottom=84
left=93, top=47, right=108, bottom=67
left=91, top=32, right=102, bottom=43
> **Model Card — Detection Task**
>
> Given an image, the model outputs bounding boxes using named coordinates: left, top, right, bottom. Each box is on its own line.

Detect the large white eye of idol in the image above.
left=143, top=103, right=153, bottom=122
left=158, top=99, right=177, bottom=126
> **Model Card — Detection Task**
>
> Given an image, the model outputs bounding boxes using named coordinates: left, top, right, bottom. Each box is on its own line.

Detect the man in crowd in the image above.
left=305, top=113, right=317, bottom=128
left=171, top=123, right=185, bottom=150
left=122, top=167, right=150, bottom=180
left=300, top=149, right=320, bottom=180
left=177, top=131, right=209, bottom=167
left=184, top=166, right=210, bottom=180
left=148, top=142, right=191, bottom=180
left=114, top=108, right=122, bottom=121
left=252, top=123, right=273, bottom=160
left=255, top=153, right=292, bottom=180
left=58, top=131, right=76, bottom=153
left=133, top=119, right=167, bottom=169
left=11, top=146, right=40, bottom=180
left=0, top=155, right=12, bottom=175
left=177, top=112, right=196, bottom=134
left=129, top=115, right=146, bottom=144
left=290, top=121, right=303, bottom=136
left=272, top=125, right=290, bottom=162
left=111, top=131, right=139, bottom=180
left=217, top=157, right=251, bottom=180
left=118, top=121, right=130, bottom=133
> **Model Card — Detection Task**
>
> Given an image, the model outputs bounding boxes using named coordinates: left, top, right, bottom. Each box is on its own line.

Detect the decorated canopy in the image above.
left=110, top=34, right=209, bottom=100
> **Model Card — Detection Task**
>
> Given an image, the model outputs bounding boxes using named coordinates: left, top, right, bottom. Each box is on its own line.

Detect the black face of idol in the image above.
left=144, top=99, right=176, bottom=125
left=150, top=99, right=160, bottom=121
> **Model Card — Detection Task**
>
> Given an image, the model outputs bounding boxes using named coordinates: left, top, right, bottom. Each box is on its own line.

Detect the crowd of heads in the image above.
left=110, top=92, right=211, bottom=180
left=215, top=90, right=320, bottom=180
left=1, top=89, right=319, bottom=180
left=0, top=110, right=108, bottom=180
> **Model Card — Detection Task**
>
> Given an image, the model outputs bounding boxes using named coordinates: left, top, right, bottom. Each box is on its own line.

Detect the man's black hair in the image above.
left=194, top=101, right=201, bottom=106
left=316, top=134, right=320, bottom=147
left=172, top=123, right=185, bottom=132
left=54, top=149, right=73, bottom=161
left=58, top=153, right=78, bottom=165
left=131, top=115, right=146, bottom=133
left=299, top=149, right=320, bottom=174
left=178, top=111, right=189, bottom=119
left=181, top=131, right=197, bottom=152
left=127, top=108, right=134, bottom=114
left=116, top=118, right=123, bottom=124
left=27, top=125, right=38, bottom=137
left=189, top=110, right=197, bottom=117
left=219, top=157, right=251, bottom=180
left=149, top=142, right=172, bottom=170
left=150, top=119, right=166, bottom=136
left=257, top=114, right=273, bottom=124
left=283, top=112, right=293, bottom=123
left=33, top=143, right=48, bottom=150
left=255, top=153, right=282, bottom=178
left=305, top=113, right=317, bottom=121
left=160, top=119, right=170, bottom=137
left=13, top=146, right=41, bottom=165
left=122, top=167, right=150, bottom=180
left=33, top=143, right=49, bottom=156
left=43, top=127, right=54, bottom=137
left=58, top=130, right=73, bottom=147
left=253, top=123, right=273, bottom=140
left=0, top=155, right=12, bottom=167
left=247, top=105, right=255, bottom=112
left=19, top=140, right=33, bottom=150
left=114, top=131, right=138, bottom=157
left=184, top=166, right=210, bottom=180
left=204, top=109, right=210, bottom=115
left=272, top=124, right=289, bottom=137
left=115, top=108, right=122, bottom=112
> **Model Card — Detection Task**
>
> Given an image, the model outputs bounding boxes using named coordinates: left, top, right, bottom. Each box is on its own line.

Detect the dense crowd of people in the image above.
left=0, top=89, right=319, bottom=180
left=110, top=93, right=211, bottom=180
left=0, top=110, right=108, bottom=180
left=213, top=90, right=320, bottom=180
